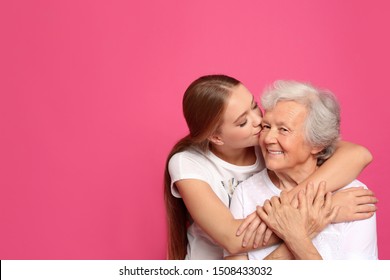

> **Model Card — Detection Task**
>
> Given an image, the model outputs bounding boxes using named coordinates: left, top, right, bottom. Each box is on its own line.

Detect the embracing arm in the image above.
left=176, top=179, right=279, bottom=255
left=288, top=140, right=372, bottom=198
left=263, top=240, right=321, bottom=260
left=285, top=141, right=376, bottom=222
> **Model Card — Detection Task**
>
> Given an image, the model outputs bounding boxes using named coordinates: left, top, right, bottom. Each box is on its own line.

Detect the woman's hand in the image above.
left=257, top=182, right=338, bottom=241
left=236, top=212, right=273, bottom=248
left=332, top=187, right=377, bottom=223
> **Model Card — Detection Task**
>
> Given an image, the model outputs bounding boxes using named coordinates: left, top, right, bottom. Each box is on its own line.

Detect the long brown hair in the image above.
left=164, top=74, right=241, bottom=259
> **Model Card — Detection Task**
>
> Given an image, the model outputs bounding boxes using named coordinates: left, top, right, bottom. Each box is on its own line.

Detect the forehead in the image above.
left=223, top=84, right=253, bottom=121
left=264, top=101, right=307, bottom=125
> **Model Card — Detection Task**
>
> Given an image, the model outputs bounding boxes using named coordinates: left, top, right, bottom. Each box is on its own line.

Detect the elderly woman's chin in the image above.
left=264, top=161, right=282, bottom=171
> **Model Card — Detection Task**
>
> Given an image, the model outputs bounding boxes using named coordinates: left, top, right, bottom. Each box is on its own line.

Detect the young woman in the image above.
left=164, top=74, right=376, bottom=260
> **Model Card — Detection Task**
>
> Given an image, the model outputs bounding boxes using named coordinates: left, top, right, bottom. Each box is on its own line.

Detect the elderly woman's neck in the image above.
left=268, top=163, right=319, bottom=192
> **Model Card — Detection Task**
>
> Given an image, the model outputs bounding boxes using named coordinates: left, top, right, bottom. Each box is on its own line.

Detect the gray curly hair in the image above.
left=261, top=80, right=340, bottom=165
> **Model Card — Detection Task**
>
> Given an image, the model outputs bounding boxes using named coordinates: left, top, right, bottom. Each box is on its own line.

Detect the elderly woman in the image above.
left=225, top=80, right=378, bottom=260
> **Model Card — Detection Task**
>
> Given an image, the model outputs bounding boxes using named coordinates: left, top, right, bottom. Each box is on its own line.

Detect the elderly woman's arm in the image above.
left=259, top=184, right=337, bottom=260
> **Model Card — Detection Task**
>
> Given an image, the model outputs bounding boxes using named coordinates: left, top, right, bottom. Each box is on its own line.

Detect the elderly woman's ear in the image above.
left=310, top=146, right=324, bottom=156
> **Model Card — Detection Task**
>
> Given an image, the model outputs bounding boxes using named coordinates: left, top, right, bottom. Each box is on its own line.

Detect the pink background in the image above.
left=1, top=0, right=389, bottom=259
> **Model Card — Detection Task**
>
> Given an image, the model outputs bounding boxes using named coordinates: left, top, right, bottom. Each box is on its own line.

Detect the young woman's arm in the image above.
left=332, top=187, right=377, bottom=222
left=289, top=140, right=372, bottom=197
left=175, top=179, right=278, bottom=255
left=286, top=140, right=376, bottom=222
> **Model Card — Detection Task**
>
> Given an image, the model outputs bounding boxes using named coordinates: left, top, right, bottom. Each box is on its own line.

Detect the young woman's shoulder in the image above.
left=169, top=147, right=212, bottom=174
left=169, top=148, right=209, bottom=168
left=168, top=148, right=214, bottom=198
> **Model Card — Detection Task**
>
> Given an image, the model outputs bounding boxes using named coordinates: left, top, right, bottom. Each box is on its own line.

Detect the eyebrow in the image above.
left=233, top=96, right=254, bottom=124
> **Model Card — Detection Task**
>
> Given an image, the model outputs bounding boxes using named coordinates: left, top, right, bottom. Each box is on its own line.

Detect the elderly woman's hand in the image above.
left=257, top=181, right=339, bottom=244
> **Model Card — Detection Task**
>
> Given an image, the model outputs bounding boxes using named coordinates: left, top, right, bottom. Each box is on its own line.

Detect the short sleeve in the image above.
left=168, top=151, right=212, bottom=198
left=339, top=213, right=378, bottom=259
left=335, top=181, right=378, bottom=259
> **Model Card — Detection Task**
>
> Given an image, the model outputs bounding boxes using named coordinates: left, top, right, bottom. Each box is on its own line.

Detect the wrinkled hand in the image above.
left=257, top=182, right=338, bottom=242
left=301, top=181, right=339, bottom=238
left=332, top=187, right=377, bottom=223
left=236, top=211, right=273, bottom=248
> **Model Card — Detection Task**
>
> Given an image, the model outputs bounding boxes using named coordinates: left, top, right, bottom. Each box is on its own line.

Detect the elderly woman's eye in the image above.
left=261, top=124, right=270, bottom=130
left=280, top=127, right=289, bottom=133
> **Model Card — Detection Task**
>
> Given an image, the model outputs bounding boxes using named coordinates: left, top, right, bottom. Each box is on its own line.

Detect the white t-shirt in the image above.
left=168, top=147, right=264, bottom=259
left=227, top=169, right=378, bottom=260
